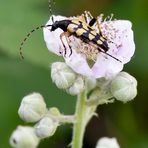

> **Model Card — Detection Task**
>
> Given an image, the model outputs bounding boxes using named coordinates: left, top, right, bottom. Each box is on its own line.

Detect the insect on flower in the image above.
left=48, top=12, right=121, bottom=62
left=19, top=1, right=121, bottom=62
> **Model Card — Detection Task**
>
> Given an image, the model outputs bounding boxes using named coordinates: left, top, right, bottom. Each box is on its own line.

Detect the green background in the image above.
left=0, top=0, right=148, bottom=147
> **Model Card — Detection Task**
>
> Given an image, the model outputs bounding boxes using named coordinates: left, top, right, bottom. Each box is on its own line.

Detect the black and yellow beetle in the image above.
left=19, top=12, right=121, bottom=62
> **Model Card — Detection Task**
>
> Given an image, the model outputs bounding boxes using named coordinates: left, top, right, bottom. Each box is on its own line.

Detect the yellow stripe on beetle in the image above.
left=89, top=34, right=94, bottom=40
left=67, top=24, right=78, bottom=32
left=100, top=37, right=105, bottom=41
left=97, top=40, right=103, bottom=45
left=71, top=20, right=81, bottom=25
left=90, top=30, right=97, bottom=36
left=76, top=28, right=86, bottom=36
left=81, top=23, right=90, bottom=30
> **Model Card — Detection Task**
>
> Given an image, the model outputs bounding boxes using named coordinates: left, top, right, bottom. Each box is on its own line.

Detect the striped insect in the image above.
left=19, top=11, right=121, bottom=62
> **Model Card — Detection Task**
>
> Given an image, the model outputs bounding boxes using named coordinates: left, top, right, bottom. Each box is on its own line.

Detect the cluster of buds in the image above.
left=51, top=62, right=137, bottom=104
left=10, top=93, right=75, bottom=148
left=10, top=62, right=137, bottom=148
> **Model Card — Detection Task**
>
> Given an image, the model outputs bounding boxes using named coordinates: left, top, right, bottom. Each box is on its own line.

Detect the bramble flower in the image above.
left=43, top=14, right=135, bottom=78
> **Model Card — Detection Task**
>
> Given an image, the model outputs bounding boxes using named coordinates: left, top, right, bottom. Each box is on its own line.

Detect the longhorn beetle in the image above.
left=19, top=10, right=121, bottom=62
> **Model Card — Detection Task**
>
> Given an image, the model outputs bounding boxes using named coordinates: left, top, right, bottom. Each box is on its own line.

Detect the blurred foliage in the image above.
left=0, top=0, right=148, bottom=147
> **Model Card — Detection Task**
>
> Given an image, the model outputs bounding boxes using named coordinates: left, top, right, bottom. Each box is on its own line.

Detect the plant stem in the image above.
left=71, top=90, right=87, bottom=148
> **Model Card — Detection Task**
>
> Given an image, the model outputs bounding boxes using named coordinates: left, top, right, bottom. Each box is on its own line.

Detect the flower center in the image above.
left=68, top=36, right=99, bottom=67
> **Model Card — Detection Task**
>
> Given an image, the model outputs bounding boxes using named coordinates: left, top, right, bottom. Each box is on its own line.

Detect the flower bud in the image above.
left=35, top=117, right=58, bottom=139
left=10, top=126, right=40, bottom=148
left=66, top=76, right=84, bottom=95
left=85, top=77, right=96, bottom=92
left=96, top=137, right=120, bottom=148
left=18, top=93, right=47, bottom=122
left=48, top=107, right=61, bottom=117
left=51, top=62, right=76, bottom=89
left=111, top=72, right=137, bottom=103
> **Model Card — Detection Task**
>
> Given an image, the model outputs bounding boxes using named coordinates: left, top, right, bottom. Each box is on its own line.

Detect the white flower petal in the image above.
left=65, top=50, right=93, bottom=77
left=43, top=15, right=68, bottom=55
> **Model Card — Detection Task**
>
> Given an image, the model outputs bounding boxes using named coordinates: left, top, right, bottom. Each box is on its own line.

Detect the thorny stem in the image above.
left=71, top=89, right=87, bottom=148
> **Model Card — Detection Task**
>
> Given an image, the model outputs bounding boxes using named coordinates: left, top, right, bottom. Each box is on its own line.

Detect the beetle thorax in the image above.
left=51, top=20, right=71, bottom=32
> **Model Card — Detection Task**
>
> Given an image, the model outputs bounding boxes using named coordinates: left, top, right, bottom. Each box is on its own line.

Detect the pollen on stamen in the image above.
left=68, top=36, right=99, bottom=62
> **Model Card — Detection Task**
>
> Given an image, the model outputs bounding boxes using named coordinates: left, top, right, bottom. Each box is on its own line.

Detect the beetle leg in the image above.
left=60, top=31, right=72, bottom=57
left=77, top=14, right=87, bottom=23
left=60, top=32, right=67, bottom=56
left=84, top=11, right=100, bottom=28
left=77, top=11, right=93, bottom=24
left=96, top=16, right=103, bottom=36
left=85, top=11, right=93, bottom=19
left=66, top=38, right=73, bottom=57
left=84, top=11, right=93, bottom=23
left=83, top=11, right=98, bottom=29
left=83, top=12, right=88, bottom=23
left=65, top=33, right=73, bottom=56
left=78, top=11, right=95, bottom=25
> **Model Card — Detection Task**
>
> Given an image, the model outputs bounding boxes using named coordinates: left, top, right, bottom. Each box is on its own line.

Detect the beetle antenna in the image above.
left=49, top=0, right=55, bottom=23
left=19, top=25, right=52, bottom=59
left=98, top=48, right=122, bottom=62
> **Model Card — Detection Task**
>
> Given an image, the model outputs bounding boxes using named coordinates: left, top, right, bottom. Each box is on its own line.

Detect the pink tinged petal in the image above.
left=111, top=21, right=135, bottom=63
left=116, top=29, right=135, bottom=63
left=100, top=20, right=135, bottom=64
left=92, top=54, right=124, bottom=78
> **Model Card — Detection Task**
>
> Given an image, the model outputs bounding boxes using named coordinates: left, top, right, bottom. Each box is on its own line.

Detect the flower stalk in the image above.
left=71, top=89, right=87, bottom=148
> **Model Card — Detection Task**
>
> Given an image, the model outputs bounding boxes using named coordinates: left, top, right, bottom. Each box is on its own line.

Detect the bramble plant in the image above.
left=10, top=13, right=137, bottom=148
